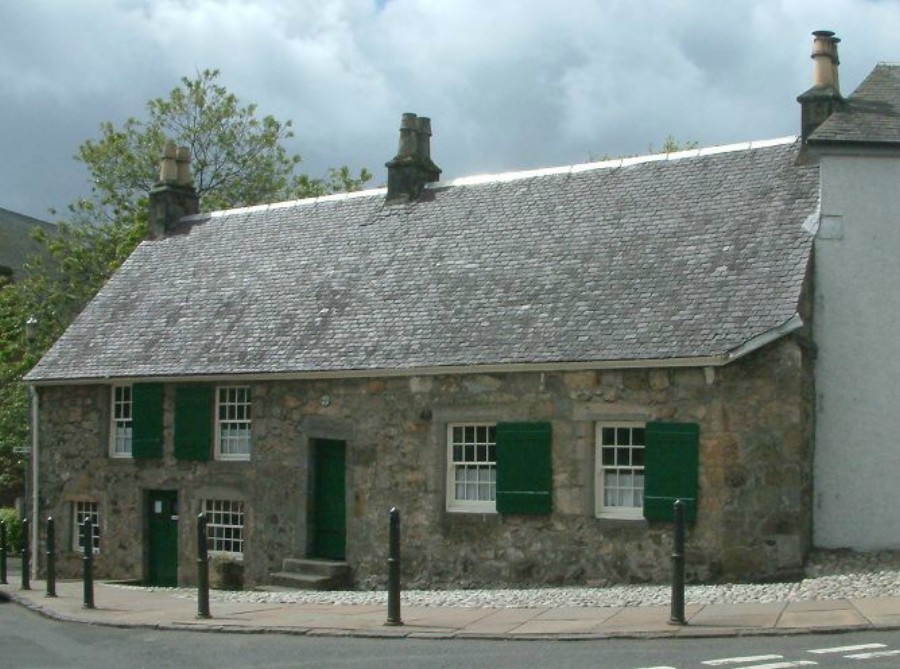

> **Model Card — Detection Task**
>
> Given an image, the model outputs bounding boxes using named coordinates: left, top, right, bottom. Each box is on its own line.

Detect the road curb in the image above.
left=5, top=585, right=900, bottom=641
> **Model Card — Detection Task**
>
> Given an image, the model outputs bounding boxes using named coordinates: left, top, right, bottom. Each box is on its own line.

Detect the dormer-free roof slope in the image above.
left=26, top=138, right=819, bottom=383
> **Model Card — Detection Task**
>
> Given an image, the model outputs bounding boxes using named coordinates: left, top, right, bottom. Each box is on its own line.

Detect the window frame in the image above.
left=72, top=501, right=101, bottom=554
left=214, top=385, right=252, bottom=461
left=203, top=499, right=245, bottom=558
left=595, top=422, right=646, bottom=520
left=109, top=384, right=133, bottom=458
left=446, top=423, right=497, bottom=513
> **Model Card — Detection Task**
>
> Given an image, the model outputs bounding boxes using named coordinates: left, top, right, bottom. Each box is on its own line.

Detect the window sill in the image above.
left=595, top=510, right=644, bottom=521
left=446, top=505, right=497, bottom=515
left=214, top=456, right=251, bottom=463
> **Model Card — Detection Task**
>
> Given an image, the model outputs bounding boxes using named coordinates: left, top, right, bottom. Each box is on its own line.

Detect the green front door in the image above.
left=312, top=439, right=346, bottom=560
left=146, top=490, right=179, bottom=586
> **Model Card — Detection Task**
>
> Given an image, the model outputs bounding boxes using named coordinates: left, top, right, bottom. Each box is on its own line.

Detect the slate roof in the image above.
left=26, top=138, right=819, bottom=383
left=0, top=207, right=54, bottom=279
left=810, top=64, right=900, bottom=145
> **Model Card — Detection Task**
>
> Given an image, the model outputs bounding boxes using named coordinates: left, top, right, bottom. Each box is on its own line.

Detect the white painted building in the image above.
left=802, top=44, right=900, bottom=547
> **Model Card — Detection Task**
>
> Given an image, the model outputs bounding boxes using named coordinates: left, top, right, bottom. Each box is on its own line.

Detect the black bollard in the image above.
left=196, top=512, right=211, bottom=619
left=0, top=521, right=7, bottom=585
left=82, top=518, right=94, bottom=609
left=21, top=518, right=30, bottom=590
left=669, top=499, right=686, bottom=625
left=385, top=507, right=403, bottom=626
left=46, top=517, right=57, bottom=597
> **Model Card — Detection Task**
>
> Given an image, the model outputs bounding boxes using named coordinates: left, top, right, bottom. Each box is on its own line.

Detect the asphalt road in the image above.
left=6, top=597, right=900, bottom=669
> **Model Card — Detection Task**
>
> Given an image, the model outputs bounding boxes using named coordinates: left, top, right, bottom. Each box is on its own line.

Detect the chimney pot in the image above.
left=811, top=30, right=839, bottom=89
left=416, top=117, right=433, bottom=161
left=385, top=112, right=441, bottom=203
left=148, top=139, right=199, bottom=239
left=797, top=30, right=843, bottom=143
left=159, top=141, right=178, bottom=183
left=175, top=146, right=192, bottom=186
left=396, top=112, right=420, bottom=159
left=830, top=36, right=841, bottom=93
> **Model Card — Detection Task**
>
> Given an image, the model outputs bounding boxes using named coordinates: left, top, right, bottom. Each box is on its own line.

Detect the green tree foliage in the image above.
left=0, top=278, right=32, bottom=503
left=75, top=69, right=370, bottom=219
left=656, top=135, right=700, bottom=154
left=0, top=70, right=372, bottom=500
left=0, top=506, right=24, bottom=551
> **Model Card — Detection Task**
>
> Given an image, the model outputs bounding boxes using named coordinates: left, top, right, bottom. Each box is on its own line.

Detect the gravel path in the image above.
left=110, top=549, right=900, bottom=609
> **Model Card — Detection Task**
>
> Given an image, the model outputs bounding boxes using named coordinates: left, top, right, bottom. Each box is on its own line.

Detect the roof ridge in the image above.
left=441, top=136, right=799, bottom=188
left=188, top=135, right=799, bottom=220
left=191, top=186, right=387, bottom=220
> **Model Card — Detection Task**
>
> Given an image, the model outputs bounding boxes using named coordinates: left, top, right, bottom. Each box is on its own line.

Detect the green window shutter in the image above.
left=131, top=383, right=163, bottom=459
left=174, top=386, right=212, bottom=461
left=643, top=421, right=699, bottom=523
left=495, top=422, right=552, bottom=515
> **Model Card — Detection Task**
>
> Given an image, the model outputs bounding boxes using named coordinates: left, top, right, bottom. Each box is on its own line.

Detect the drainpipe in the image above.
left=30, top=386, right=39, bottom=582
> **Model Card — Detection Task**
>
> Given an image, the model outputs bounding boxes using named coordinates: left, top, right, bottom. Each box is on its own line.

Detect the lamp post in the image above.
left=23, top=315, right=37, bottom=582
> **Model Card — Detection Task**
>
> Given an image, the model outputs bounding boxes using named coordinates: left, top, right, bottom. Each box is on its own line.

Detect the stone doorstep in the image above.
left=267, top=572, right=342, bottom=590
left=280, top=558, right=351, bottom=577
left=268, top=557, right=352, bottom=590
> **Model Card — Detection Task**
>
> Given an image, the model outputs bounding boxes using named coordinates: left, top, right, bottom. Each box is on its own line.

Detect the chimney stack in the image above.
left=385, top=113, right=441, bottom=203
left=148, top=141, right=199, bottom=239
left=797, top=30, right=843, bottom=142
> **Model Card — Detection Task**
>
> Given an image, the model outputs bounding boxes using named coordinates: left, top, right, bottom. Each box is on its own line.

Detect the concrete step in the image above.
left=268, top=570, right=347, bottom=591
left=268, top=557, right=352, bottom=590
left=281, top=558, right=350, bottom=578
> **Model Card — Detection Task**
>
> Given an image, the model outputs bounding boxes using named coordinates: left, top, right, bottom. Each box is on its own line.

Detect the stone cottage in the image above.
left=23, top=31, right=895, bottom=589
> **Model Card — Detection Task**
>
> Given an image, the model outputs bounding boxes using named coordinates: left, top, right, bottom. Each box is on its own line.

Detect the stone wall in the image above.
left=34, top=335, right=812, bottom=588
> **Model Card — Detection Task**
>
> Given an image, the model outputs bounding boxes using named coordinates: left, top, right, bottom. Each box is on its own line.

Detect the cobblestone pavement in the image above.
left=101, top=549, right=900, bottom=609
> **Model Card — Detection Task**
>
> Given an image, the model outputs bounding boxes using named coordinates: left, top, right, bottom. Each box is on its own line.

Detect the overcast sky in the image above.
left=1, top=0, right=898, bottom=221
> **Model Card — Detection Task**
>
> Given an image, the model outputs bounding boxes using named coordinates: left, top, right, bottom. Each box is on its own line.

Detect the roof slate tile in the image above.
left=811, top=64, right=900, bottom=144
left=27, top=139, right=818, bottom=382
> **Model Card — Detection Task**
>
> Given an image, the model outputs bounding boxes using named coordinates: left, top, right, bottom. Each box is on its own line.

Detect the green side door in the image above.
left=146, top=490, right=179, bottom=586
left=312, top=439, right=346, bottom=560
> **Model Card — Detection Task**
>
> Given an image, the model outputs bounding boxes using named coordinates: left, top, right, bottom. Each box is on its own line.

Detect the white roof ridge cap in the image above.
left=438, top=136, right=800, bottom=189
left=668, top=136, right=798, bottom=160
left=441, top=165, right=574, bottom=188
left=183, top=187, right=387, bottom=220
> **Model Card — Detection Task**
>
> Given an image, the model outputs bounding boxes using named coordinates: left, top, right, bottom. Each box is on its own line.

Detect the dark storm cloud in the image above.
left=1, top=0, right=898, bottom=221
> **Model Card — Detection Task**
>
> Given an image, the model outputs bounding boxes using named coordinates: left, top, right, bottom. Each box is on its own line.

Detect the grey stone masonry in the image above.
left=34, top=334, right=811, bottom=589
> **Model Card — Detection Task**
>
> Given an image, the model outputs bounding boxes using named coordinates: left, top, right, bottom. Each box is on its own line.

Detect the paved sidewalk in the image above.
left=4, top=571, right=900, bottom=640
